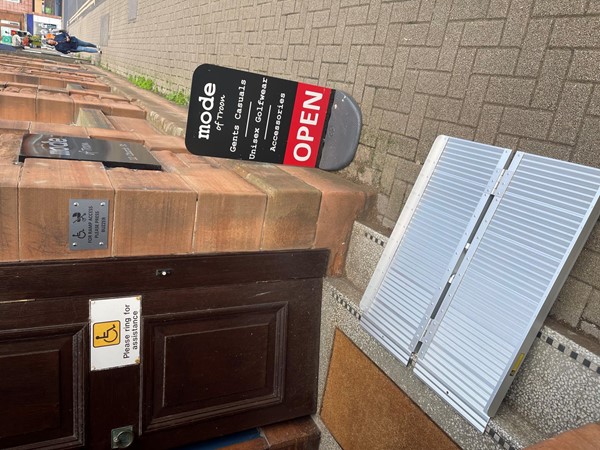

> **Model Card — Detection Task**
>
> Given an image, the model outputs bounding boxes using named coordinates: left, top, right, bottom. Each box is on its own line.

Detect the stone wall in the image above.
left=68, top=0, right=600, bottom=340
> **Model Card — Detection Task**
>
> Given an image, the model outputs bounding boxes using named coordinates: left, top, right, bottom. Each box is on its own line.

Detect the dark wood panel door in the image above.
left=138, top=279, right=322, bottom=450
left=0, top=322, right=86, bottom=449
left=0, top=250, right=327, bottom=450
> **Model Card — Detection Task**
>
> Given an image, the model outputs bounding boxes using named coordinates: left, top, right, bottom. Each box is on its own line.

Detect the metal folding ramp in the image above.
left=361, top=136, right=512, bottom=364
left=360, top=137, right=600, bottom=431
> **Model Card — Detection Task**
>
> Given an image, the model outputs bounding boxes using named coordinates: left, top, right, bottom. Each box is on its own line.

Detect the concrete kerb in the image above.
left=87, top=66, right=188, bottom=137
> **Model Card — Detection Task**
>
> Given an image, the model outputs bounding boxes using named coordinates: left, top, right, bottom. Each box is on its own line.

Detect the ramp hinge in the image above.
left=491, top=169, right=507, bottom=196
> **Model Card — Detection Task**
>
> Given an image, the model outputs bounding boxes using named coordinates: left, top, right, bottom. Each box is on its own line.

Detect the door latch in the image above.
left=111, top=425, right=134, bottom=449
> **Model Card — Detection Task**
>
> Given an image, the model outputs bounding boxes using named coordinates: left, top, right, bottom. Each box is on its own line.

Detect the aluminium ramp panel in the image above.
left=360, top=136, right=511, bottom=364
left=414, top=152, right=600, bottom=431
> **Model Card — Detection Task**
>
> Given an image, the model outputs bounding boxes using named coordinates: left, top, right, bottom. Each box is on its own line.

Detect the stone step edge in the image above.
left=324, top=275, right=600, bottom=449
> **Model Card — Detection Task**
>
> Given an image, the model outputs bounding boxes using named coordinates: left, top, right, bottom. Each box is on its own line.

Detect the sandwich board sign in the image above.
left=185, top=64, right=361, bottom=170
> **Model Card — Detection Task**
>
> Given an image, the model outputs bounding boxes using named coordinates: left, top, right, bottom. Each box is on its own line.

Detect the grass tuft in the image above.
left=127, top=74, right=189, bottom=106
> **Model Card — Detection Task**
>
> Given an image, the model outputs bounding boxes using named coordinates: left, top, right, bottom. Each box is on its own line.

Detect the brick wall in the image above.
left=69, top=0, right=600, bottom=340
left=0, top=0, right=33, bottom=15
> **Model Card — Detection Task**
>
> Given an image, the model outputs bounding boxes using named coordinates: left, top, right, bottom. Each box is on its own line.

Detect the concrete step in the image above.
left=343, top=220, right=388, bottom=292
left=319, top=221, right=600, bottom=449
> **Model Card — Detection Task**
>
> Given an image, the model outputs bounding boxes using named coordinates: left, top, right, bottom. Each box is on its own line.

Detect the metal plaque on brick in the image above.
left=69, top=199, right=109, bottom=250
left=20, top=134, right=162, bottom=170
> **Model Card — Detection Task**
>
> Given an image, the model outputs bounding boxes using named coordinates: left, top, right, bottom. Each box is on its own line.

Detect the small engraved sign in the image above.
left=20, top=134, right=162, bottom=170
left=90, top=296, right=141, bottom=371
left=69, top=199, right=109, bottom=250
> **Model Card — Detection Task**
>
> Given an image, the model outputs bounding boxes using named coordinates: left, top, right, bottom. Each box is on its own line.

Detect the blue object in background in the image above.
left=174, top=428, right=261, bottom=450
left=26, top=14, right=34, bottom=35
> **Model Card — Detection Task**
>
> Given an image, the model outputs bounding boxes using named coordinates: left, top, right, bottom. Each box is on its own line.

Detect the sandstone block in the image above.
left=19, top=159, right=114, bottom=261
left=183, top=163, right=266, bottom=253
left=14, top=74, right=39, bottom=86
left=0, top=70, right=16, bottom=83
left=107, top=168, right=197, bottom=257
left=151, top=151, right=210, bottom=174
left=29, top=123, right=90, bottom=137
left=79, top=81, right=111, bottom=92
left=281, top=166, right=369, bottom=275
left=0, top=88, right=36, bottom=122
left=100, top=92, right=131, bottom=101
left=107, top=102, right=146, bottom=119
left=222, top=160, right=321, bottom=250
left=77, top=108, right=114, bottom=129
left=85, top=128, right=145, bottom=143
left=108, top=116, right=159, bottom=135
left=0, top=119, right=30, bottom=132
left=0, top=132, right=23, bottom=165
left=37, top=76, right=66, bottom=88
left=36, top=91, right=75, bottom=124
left=142, top=135, right=187, bottom=153
left=71, top=94, right=111, bottom=114
left=6, top=81, right=39, bottom=90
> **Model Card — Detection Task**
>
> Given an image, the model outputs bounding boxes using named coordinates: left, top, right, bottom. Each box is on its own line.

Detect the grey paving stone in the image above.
left=475, top=104, right=504, bottom=144
left=399, top=23, right=430, bottom=46
left=437, top=22, right=464, bottom=71
left=487, top=0, right=511, bottom=17
left=390, top=0, right=419, bottom=23
left=405, top=93, right=428, bottom=138
left=531, top=49, right=571, bottom=110
left=450, top=0, right=491, bottom=19
left=583, top=290, right=600, bottom=328
left=589, top=85, right=600, bottom=116
left=426, top=96, right=463, bottom=122
left=379, top=133, right=418, bottom=161
left=415, top=70, right=451, bottom=96
left=571, top=249, right=600, bottom=291
left=461, top=19, right=504, bottom=47
left=459, top=74, right=489, bottom=126
left=485, top=76, right=536, bottom=106
left=517, top=138, right=572, bottom=160
left=569, top=50, right=600, bottom=82
left=398, top=69, right=419, bottom=113
left=407, top=47, right=441, bottom=71
left=499, top=107, right=553, bottom=139
left=418, top=0, right=437, bottom=22
left=473, top=48, right=519, bottom=75
left=426, top=0, right=453, bottom=47
left=572, top=117, right=600, bottom=167
left=551, top=17, right=600, bottom=48
left=515, top=19, right=552, bottom=77
left=533, top=0, right=587, bottom=16
left=550, top=276, right=594, bottom=327
left=549, top=82, right=592, bottom=145
left=500, top=0, right=534, bottom=46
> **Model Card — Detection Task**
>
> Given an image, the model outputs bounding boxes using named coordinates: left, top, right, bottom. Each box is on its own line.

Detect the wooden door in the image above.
left=0, top=250, right=327, bottom=450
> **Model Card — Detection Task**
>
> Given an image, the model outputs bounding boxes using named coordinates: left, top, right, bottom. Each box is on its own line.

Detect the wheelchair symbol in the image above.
left=93, top=321, right=121, bottom=347
left=72, top=229, right=87, bottom=239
